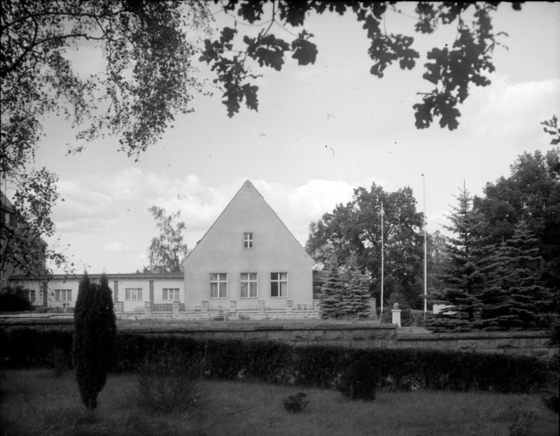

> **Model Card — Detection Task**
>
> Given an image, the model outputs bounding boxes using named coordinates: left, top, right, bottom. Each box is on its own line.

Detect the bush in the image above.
left=136, top=346, right=203, bottom=413
left=46, top=347, right=69, bottom=377
left=283, top=392, right=310, bottom=413
left=0, top=330, right=550, bottom=394
left=0, top=286, right=33, bottom=312
left=337, top=356, right=377, bottom=401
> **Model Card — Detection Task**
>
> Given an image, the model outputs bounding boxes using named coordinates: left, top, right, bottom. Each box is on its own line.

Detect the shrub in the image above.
left=283, top=392, right=310, bottom=413
left=136, top=346, right=203, bottom=413
left=47, top=347, right=69, bottom=377
left=73, top=273, right=117, bottom=411
left=337, top=356, right=377, bottom=401
left=0, top=286, right=33, bottom=312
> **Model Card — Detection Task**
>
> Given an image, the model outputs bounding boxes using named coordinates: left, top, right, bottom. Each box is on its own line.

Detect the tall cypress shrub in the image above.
left=319, top=265, right=345, bottom=319
left=73, top=272, right=117, bottom=411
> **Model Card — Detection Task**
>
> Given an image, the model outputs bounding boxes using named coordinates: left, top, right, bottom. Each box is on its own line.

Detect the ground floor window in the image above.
left=240, top=273, right=258, bottom=298
left=210, top=273, right=227, bottom=298
left=163, top=288, right=180, bottom=301
left=125, top=288, right=142, bottom=300
left=55, top=289, right=72, bottom=302
left=271, top=273, right=288, bottom=297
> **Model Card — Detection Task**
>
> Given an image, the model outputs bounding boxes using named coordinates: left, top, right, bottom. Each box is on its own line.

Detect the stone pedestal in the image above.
left=392, top=309, right=402, bottom=328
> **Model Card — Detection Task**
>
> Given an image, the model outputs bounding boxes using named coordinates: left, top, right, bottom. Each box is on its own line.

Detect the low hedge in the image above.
left=0, top=329, right=548, bottom=394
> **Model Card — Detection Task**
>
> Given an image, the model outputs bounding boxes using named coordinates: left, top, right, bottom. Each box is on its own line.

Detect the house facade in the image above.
left=184, top=180, right=314, bottom=311
left=8, top=272, right=184, bottom=311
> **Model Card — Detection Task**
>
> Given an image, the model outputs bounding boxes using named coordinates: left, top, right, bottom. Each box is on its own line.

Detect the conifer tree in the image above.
left=477, top=221, right=553, bottom=330
left=319, top=264, right=345, bottom=319
left=73, top=272, right=117, bottom=411
left=346, top=269, right=372, bottom=319
left=429, top=187, right=491, bottom=331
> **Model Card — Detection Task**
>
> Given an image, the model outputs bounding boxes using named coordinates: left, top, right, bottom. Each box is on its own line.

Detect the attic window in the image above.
left=244, top=232, right=253, bottom=249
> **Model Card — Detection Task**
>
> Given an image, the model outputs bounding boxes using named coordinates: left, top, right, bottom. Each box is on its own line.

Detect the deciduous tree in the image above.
left=1, top=0, right=211, bottom=277
left=306, top=182, right=424, bottom=309
left=201, top=1, right=523, bottom=130
left=146, top=206, right=190, bottom=273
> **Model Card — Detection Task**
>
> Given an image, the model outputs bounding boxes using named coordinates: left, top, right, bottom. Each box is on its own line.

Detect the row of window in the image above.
left=124, top=288, right=180, bottom=301
left=53, top=288, right=181, bottom=302
left=210, top=272, right=288, bottom=299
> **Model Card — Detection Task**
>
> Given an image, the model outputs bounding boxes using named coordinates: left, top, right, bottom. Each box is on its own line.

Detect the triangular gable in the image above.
left=185, top=180, right=313, bottom=265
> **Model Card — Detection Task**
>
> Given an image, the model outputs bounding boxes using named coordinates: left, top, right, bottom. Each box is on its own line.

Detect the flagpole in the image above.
left=380, top=201, right=384, bottom=318
left=422, top=174, right=427, bottom=318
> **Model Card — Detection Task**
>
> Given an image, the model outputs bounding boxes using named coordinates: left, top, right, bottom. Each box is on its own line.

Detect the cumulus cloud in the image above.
left=465, top=76, right=560, bottom=143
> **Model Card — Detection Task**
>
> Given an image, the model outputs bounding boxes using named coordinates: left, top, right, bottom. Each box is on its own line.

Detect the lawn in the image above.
left=1, top=369, right=557, bottom=436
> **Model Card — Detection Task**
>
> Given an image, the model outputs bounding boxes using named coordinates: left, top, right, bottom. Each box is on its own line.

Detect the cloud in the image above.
left=104, top=242, right=132, bottom=254
left=53, top=179, right=117, bottom=233
left=465, top=76, right=560, bottom=144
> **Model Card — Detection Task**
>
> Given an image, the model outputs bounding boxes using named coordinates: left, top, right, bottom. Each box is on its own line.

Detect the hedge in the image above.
left=0, top=329, right=549, bottom=394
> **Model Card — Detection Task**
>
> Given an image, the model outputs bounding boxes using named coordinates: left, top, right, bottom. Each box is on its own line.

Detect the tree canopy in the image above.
left=306, top=182, right=424, bottom=308
left=1, top=0, right=211, bottom=277
left=201, top=1, right=523, bottom=129
left=145, top=206, right=189, bottom=273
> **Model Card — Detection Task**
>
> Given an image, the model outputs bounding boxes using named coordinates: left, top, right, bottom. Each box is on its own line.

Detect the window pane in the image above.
left=210, top=283, right=217, bottom=298
left=241, top=273, right=248, bottom=281
left=280, top=273, right=288, bottom=281
left=163, top=289, right=168, bottom=300
left=271, top=282, right=278, bottom=297
left=271, top=273, right=278, bottom=280
left=210, top=273, right=217, bottom=281
left=219, top=283, right=227, bottom=298
left=250, top=273, right=257, bottom=280
left=219, top=273, right=227, bottom=281
left=241, top=282, right=248, bottom=298
left=250, top=282, right=257, bottom=297
left=280, top=282, right=287, bottom=297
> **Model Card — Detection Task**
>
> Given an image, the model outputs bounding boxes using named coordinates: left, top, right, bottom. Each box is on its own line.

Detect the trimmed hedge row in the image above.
left=0, top=329, right=548, bottom=394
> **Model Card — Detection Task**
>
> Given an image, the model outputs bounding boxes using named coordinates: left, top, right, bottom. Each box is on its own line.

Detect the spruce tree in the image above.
left=477, top=221, right=553, bottom=330
left=429, top=187, right=491, bottom=331
left=73, top=272, right=117, bottom=411
left=319, top=264, right=345, bottom=319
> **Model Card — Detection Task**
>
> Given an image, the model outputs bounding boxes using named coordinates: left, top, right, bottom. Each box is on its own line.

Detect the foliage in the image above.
left=0, top=286, right=34, bottom=312
left=477, top=221, right=554, bottom=330
left=542, top=115, right=560, bottom=146
left=318, top=264, right=345, bottom=319
left=145, top=206, right=190, bottom=273
left=1, top=1, right=211, bottom=278
left=1, top=331, right=550, bottom=395
left=474, top=147, right=560, bottom=291
left=282, top=392, right=310, bottom=413
left=337, top=356, right=377, bottom=401
left=201, top=1, right=521, bottom=131
left=46, top=347, right=69, bottom=378
left=73, top=273, right=117, bottom=411
left=429, top=187, right=491, bottom=332
left=136, top=345, right=203, bottom=414
left=307, top=182, right=424, bottom=309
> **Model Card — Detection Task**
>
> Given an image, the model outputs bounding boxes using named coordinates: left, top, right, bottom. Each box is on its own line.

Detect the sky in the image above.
left=19, top=2, right=560, bottom=274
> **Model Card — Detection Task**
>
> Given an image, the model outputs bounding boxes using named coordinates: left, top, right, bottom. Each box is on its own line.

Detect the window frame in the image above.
left=162, top=288, right=180, bottom=301
left=55, top=289, right=72, bottom=302
left=210, top=273, right=228, bottom=298
left=270, top=272, right=288, bottom=298
left=240, top=273, right=258, bottom=298
left=243, top=232, right=253, bottom=249
left=125, top=288, right=143, bottom=300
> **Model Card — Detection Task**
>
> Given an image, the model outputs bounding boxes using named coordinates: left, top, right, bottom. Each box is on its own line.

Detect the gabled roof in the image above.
left=185, top=180, right=313, bottom=264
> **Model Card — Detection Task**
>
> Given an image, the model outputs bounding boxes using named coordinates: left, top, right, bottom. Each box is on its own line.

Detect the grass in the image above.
left=1, top=369, right=558, bottom=436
